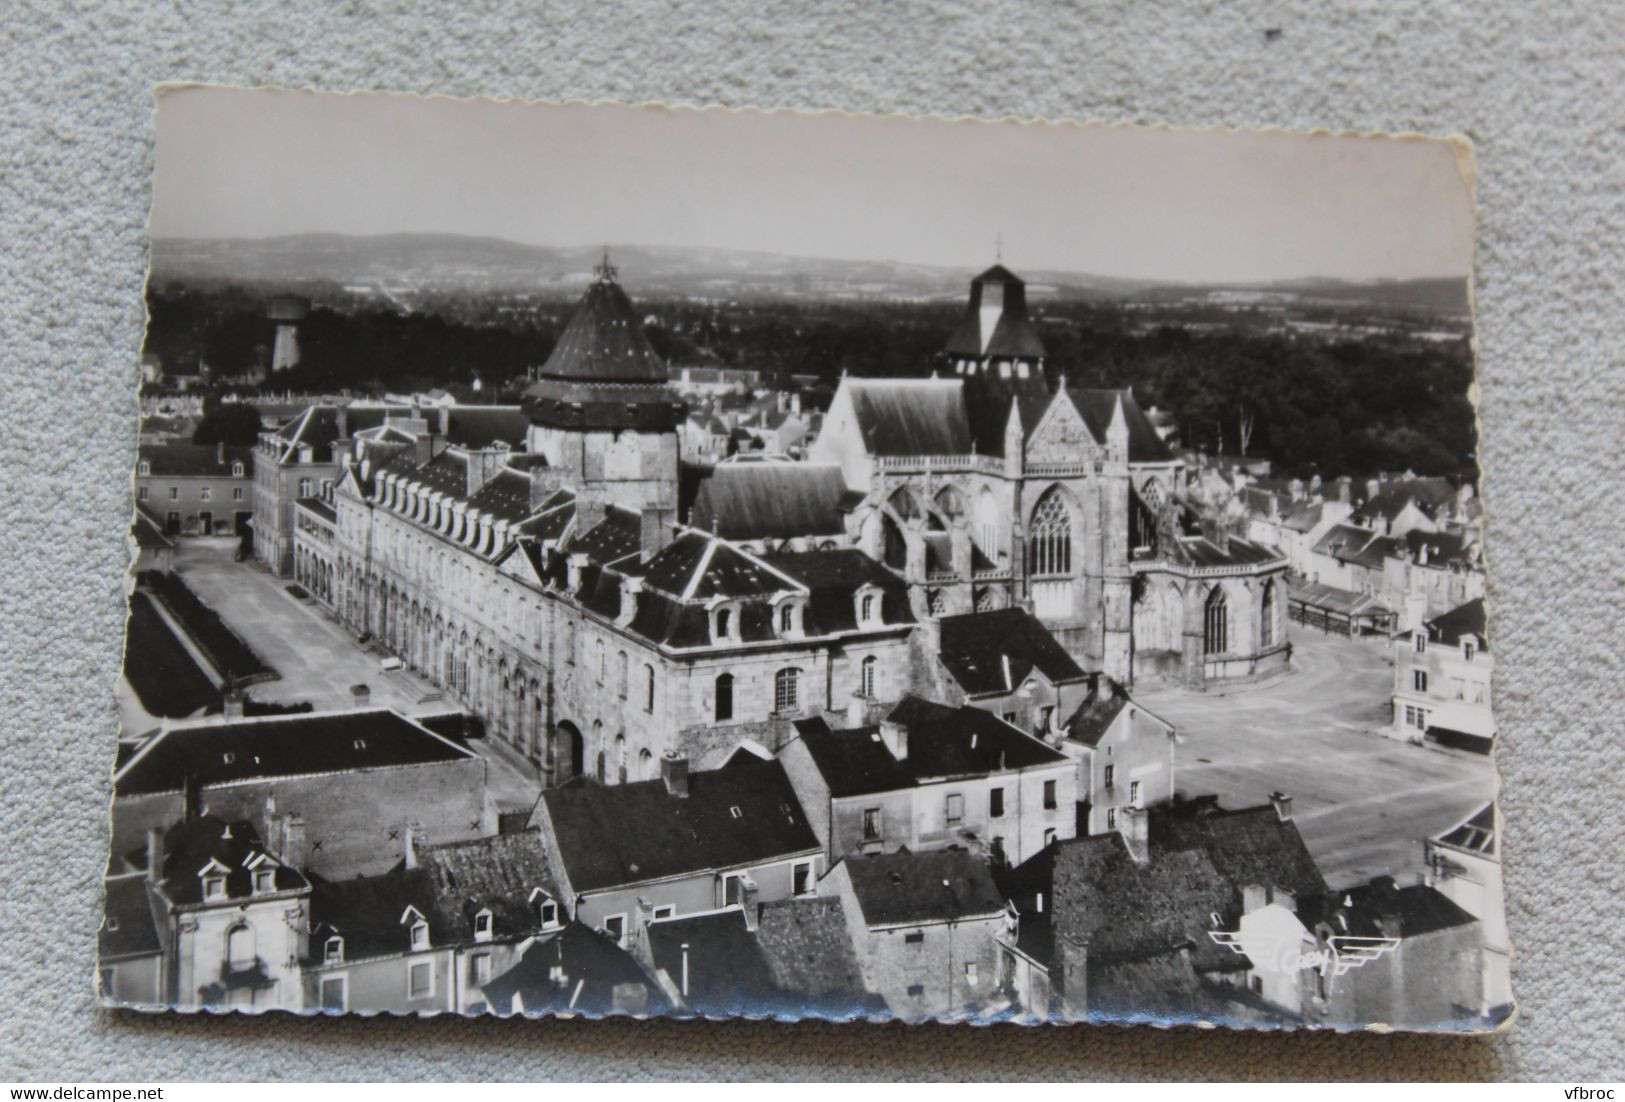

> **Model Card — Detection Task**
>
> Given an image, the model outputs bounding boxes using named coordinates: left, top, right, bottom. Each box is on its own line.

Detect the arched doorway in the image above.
left=550, top=721, right=584, bottom=784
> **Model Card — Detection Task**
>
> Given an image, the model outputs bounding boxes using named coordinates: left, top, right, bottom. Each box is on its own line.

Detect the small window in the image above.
left=1043, top=779, right=1058, bottom=810
left=1463, top=639, right=1477, bottom=662
left=1103, top=764, right=1115, bottom=789
left=965, top=962, right=979, bottom=986
left=714, top=673, right=734, bottom=722
left=903, top=931, right=925, bottom=945
left=324, top=936, right=344, bottom=964
left=253, top=868, right=275, bottom=894
left=862, top=808, right=882, bottom=842
left=715, top=607, right=732, bottom=641
left=138, top=460, right=150, bottom=476
left=792, top=861, right=813, bottom=896
left=652, top=905, right=675, bottom=921
left=168, top=486, right=178, bottom=500
left=945, top=793, right=964, bottom=826
left=989, top=787, right=1005, bottom=819
left=723, top=874, right=744, bottom=907
left=233, top=487, right=244, bottom=501
left=202, top=874, right=226, bottom=901
left=1106, top=808, right=1117, bottom=830
left=1130, top=780, right=1142, bottom=807
left=906, top=984, right=925, bottom=998
left=774, top=667, right=801, bottom=714
left=538, top=900, right=559, bottom=928
left=319, top=974, right=347, bottom=1012
left=729, top=805, right=743, bottom=819
left=1414, top=634, right=1427, bottom=654
left=1413, top=669, right=1429, bottom=693
left=859, top=593, right=877, bottom=624
left=603, top=914, right=627, bottom=946
left=407, top=960, right=433, bottom=999
left=644, top=664, right=656, bottom=713
left=779, top=603, right=795, bottom=634
left=859, top=655, right=877, bottom=700
left=199, top=486, right=211, bottom=501
left=232, top=461, right=244, bottom=477
left=473, top=909, right=493, bottom=943
left=1044, top=827, right=1057, bottom=847
left=137, top=486, right=148, bottom=501
left=410, top=920, right=429, bottom=950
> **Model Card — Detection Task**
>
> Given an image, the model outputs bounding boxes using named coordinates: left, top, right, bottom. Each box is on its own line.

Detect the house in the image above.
left=1235, top=876, right=1484, bottom=1029
left=134, top=442, right=254, bottom=538
left=101, top=814, right=311, bottom=1012
left=1061, top=674, right=1177, bottom=837
left=303, top=830, right=557, bottom=1014
left=1390, top=598, right=1494, bottom=751
left=480, top=921, right=669, bottom=1017
left=822, top=847, right=1010, bottom=1021
left=779, top=694, right=1077, bottom=868
left=642, top=896, right=876, bottom=1019
left=914, top=607, right=1093, bottom=737
left=1427, top=803, right=1513, bottom=1019
left=529, top=753, right=825, bottom=948
left=111, top=708, right=496, bottom=880
left=1001, top=795, right=1326, bottom=1024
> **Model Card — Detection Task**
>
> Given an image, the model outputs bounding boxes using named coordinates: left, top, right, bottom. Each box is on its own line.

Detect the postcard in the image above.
left=106, top=87, right=1507, bottom=1031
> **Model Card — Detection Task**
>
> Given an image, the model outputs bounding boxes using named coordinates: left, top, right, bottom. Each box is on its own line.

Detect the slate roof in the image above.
left=1298, top=877, right=1477, bottom=940
left=844, top=379, right=973, bottom=457
left=154, top=815, right=307, bottom=906
left=1426, top=598, right=1488, bottom=650
left=1312, top=523, right=1380, bottom=562
left=537, top=756, right=820, bottom=894
left=100, top=876, right=162, bottom=962
left=307, top=868, right=438, bottom=962
left=1403, top=529, right=1474, bottom=568
left=841, top=848, right=1006, bottom=928
left=295, top=496, right=336, bottom=523
left=1287, top=580, right=1391, bottom=618
left=943, top=264, right=1048, bottom=362
left=443, top=406, right=531, bottom=448
left=466, top=469, right=537, bottom=525
left=762, top=548, right=916, bottom=633
left=480, top=922, right=669, bottom=1017
left=136, top=442, right=252, bottom=478
left=415, top=831, right=558, bottom=945
left=688, top=463, right=848, bottom=541
left=790, top=696, right=1067, bottom=799
left=936, top=608, right=1087, bottom=696
left=114, top=710, right=476, bottom=797
left=646, top=910, right=783, bottom=1015
left=1152, top=800, right=1328, bottom=904
left=1063, top=678, right=1165, bottom=749
left=1171, top=533, right=1284, bottom=568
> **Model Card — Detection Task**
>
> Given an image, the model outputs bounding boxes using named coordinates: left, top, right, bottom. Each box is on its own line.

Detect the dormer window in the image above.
left=410, top=920, right=429, bottom=950
left=202, top=874, right=226, bottom=901
left=774, top=597, right=805, bottom=638
left=252, top=867, right=276, bottom=895
left=1462, top=639, right=1477, bottom=662
left=856, top=587, right=882, bottom=627
left=530, top=887, right=560, bottom=929
left=325, top=936, right=344, bottom=964
left=473, top=908, right=493, bottom=943
left=231, top=461, right=244, bottom=477
left=711, top=604, right=739, bottom=644
left=137, top=460, right=150, bottom=477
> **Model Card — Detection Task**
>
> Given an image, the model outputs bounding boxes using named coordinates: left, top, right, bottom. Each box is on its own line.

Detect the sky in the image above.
left=150, top=86, right=1475, bottom=285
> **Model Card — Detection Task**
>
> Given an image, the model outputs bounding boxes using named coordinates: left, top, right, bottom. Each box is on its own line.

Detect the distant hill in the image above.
left=148, top=232, right=1467, bottom=313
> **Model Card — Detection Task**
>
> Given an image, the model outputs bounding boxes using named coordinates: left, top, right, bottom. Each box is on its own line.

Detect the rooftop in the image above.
left=841, top=847, right=1006, bottom=928
left=1427, top=598, right=1488, bottom=650
left=688, top=463, right=849, bottom=541
left=936, top=607, right=1087, bottom=696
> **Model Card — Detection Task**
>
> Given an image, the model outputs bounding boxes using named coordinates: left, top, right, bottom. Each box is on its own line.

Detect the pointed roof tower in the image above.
left=940, top=264, right=1051, bottom=455
left=522, top=254, right=683, bottom=432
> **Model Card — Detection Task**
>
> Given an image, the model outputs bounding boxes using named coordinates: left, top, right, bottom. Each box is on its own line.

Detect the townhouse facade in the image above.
left=135, top=442, right=253, bottom=537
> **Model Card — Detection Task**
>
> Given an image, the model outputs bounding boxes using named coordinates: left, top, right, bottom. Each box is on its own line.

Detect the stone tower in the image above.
left=521, top=255, right=683, bottom=524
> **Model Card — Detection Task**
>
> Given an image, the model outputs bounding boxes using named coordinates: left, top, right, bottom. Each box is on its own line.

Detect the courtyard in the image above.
left=168, top=539, right=543, bottom=814
left=1135, top=628, right=1499, bottom=889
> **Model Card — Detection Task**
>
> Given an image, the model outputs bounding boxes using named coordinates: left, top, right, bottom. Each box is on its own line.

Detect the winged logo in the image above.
left=1209, top=929, right=1400, bottom=976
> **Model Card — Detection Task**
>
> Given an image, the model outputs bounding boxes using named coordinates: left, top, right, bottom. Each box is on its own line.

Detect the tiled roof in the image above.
left=414, top=831, right=558, bottom=946
left=307, top=868, right=436, bottom=961
left=841, top=848, right=1006, bottom=927
left=538, top=757, right=820, bottom=894
left=936, top=608, right=1087, bottom=696
left=1153, top=801, right=1328, bottom=904
left=790, top=696, right=1065, bottom=799
left=114, top=710, right=476, bottom=797
left=131, top=506, right=175, bottom=550
left=689, top=464, right=848, bottom=541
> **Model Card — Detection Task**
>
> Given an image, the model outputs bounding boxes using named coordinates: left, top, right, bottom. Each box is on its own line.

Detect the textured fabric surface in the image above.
left=2, top=0, right=1621, bottom=1082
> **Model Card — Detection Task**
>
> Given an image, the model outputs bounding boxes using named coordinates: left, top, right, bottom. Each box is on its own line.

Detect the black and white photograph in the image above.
left=105, top=86, right=1507, bottom=1031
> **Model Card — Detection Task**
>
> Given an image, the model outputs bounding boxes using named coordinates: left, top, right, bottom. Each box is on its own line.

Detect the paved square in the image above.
left=1135, top=629, right=1498, bottom=889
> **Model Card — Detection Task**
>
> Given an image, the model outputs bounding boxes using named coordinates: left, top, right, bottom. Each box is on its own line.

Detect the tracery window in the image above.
left=1260, top=580, right=1277, bottom=649
left=1027, top=490, right=1073, bottom=576
left=1204, top=587, right=1229, bottom=655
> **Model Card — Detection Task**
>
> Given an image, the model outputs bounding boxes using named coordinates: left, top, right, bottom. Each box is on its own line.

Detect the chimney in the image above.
left=1242, top=882, right=1269, bottom=913
left=617, top=576, right=642, bottom=626
left=413, top=432, right=438, bottom=468
left=1120, top=805, right=1150, bottom=865
left=281, top=815, right=308, bottom=870
left=879, top=718, right=909, bottom=762
left=145, top=826, right=164, bottom=883
left=465, top=447, right=505, bottom=498
left=335, top=405, right=349, bottom=442
left=403, top=821, right=420, bottom=869
left=222, top=689, right=245, bottom=718
left=565, top=552, right=590, bottom=594
left=1095, top=672, right=1115, bottom=702
left=660, top=752, right=689, bottom=798
left=846, top=692, right=867, bottom=729
left=639, top=507, right=672, bottom=562
left=740, top=879, right=760, bottom=931
left=1334, top=476, right=1352, bottom=503
left=1269, top=791, right=1293, bottom=822
left=575, top=490, right=609, bottom=534
left=529, top=465, right=565, bottom=511
left=181, top=772, right=201, bottom=821
left=216, top=441, right=225, bottom=465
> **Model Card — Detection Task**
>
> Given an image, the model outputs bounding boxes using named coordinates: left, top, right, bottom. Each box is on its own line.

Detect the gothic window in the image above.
left=926, top=588, right=946, bottom=616
left=1141, top=479, right=1163, bottom=510
left=934, top=485, right=967, bottom=523
left=1204, top=587, right=1229, bottom=655
left=888, top=488, right=920, bottom=522
left=860, top=655, right=877, bottom=700
left=714, top=673, right=734, bottom=721
left=1260, top=580, right=1278, bottom=648
left=1027, top=490, right=1073, bottom=576
left=774, top=668, right=801, bottom=714
left=974, top=488, right=1001, bottom=559
left=974, top=586, right=1000, bottom=613
left=882, top=514, right=907, bottom=571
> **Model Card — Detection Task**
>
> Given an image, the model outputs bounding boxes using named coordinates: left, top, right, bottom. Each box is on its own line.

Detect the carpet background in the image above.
left=2, top=0, right=1621, bottom=1082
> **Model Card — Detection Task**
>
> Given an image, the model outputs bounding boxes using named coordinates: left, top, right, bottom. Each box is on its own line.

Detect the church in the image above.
left=809, top=263, right=1290, bottom=689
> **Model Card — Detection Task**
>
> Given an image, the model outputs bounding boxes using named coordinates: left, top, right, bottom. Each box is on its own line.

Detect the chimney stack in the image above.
left=465, top=446, right=506, bottom=498
left=1269, top=791, right=1293, bottom=822
left=403, top=821, right=420, bottom=869
left=181, top=772, right=201, bottom=821
left=639, top=507, right=672, bottom=562
left=528, top=465, right=566, bottom=512
left=413, top=432, right=439, bottom=468
left=617, top=577, right=642, bottom=627
left=741, top=879, right=760, bottom=931
left=1120, top=805, right=1150, bottom=865
left=879, top=718, right=909, bottom=762
left=565, top=552, right=590, bottom=594
left=223, top=689, right=245, bottom=719
left=575, top=490, right=609, bottom=535
left=846, top=692, right=867, bottom=729
left=145, top=826, right=164, bottom=884
left=216, top=441, right=225, bottom=465
left=660, top=752, right=689, bottom=798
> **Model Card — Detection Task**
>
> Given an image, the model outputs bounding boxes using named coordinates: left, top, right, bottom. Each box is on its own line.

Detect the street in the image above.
left=1135, top=628, right=1498, bottom=889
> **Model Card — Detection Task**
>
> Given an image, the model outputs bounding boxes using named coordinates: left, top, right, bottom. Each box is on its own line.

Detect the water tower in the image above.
left=267, top=294, right=310, bottom=372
